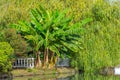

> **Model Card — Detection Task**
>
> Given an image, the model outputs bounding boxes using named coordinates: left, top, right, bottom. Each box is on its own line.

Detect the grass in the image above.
left=11, top=68, right=75, bottom=77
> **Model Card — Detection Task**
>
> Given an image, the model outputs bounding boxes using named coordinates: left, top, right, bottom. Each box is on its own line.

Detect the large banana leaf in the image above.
left=60, top=41, right=79, bottom=53
left=65, top=18, right=92, bottom=35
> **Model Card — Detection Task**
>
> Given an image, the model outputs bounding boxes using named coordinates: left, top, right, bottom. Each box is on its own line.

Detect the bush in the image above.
left=4, top=29, right=29, bottom=57
left=0, top=42, right=14, bottom=72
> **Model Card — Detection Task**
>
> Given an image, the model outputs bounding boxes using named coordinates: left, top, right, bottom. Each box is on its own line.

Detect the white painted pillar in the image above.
left=27, top=58, right=28, bottom=68
left=30, top=58, right=31, bottom=67
left=24, top=59, right=25, bottom=67
left=15, top=60, right=17, bottom=68
left=20, top=58, right=22, bottom=67
left=18, top=59, right=19, bottom=67
left=32, top=58, right=34, bottom=68
left=19, top=59, right=21, bottom=67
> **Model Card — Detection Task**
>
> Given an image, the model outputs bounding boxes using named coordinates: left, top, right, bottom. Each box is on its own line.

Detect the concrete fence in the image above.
left=12, top=58, right=34, bottom=68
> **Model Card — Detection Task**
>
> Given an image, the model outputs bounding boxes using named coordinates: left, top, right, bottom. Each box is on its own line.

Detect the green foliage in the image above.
left=0, top=31, right=4, bottom=42
left=70, top=0, right=120, bottom=72
left=0, top=0, right=120, bottom=72
left=0, top=0, right=41, bottom=28
left=0, top=42, right=14, bottom=72
left=71, top=73, right=120, bottom=80
left=11, top=5, right=91, bottom=68
left=3, top=29, right=29, bottom=57
left=0, top=28, right=29, bottom=58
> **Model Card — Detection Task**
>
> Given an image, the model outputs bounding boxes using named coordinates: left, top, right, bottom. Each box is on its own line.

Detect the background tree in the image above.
left=70, top=0, right=120, bottom=72
left=3, top=29, right=28, bottom=57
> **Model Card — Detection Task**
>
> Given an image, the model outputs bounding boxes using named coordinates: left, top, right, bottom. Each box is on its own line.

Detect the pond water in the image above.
left=10, top=73, right=120, bottom=80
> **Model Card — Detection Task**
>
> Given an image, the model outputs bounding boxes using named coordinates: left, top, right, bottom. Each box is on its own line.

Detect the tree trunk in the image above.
left=43, top=48, right=49, bottom=69
left=49, top=52, right=54, bottom=69
left=35, top=51, right=41, bottom=68
left=54, top=55, right=58, bottom=66
left=46, top=48, right=49, bottom=64
left=49, top=53, right=59, bottom=69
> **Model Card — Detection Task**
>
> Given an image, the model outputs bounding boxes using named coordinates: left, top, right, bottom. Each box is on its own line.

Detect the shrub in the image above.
left=4, top=29, right=29, bottom=57
left=0, top=42, right=14, bottom=72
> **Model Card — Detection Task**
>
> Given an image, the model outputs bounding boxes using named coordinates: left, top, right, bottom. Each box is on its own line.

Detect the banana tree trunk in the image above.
left=35, top=51, right=41, bottom=68
left=49, top=53, right=59, bottom=69
left=46, top=48, right=49, bottom=64
left=54, top=55, right=59, bottom=66
left=49, top=52, right=54, bottom=69
left=43, top=48, right=49, bottom=69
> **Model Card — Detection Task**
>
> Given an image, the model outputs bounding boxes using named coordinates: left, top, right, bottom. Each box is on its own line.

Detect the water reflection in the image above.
left=71, top=73, right=120, bottom=80
left=12, top=73, right=73, bottom=80
left=11, top=72, right=120, bottom=80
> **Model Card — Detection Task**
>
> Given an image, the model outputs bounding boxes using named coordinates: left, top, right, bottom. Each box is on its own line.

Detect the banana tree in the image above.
left=11, top=20, right=43, bottom=67
left=11, top=5, right=92, bottom=68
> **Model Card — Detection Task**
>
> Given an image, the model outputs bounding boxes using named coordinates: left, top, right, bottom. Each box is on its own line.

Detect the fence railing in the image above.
left=12, top=58, right=34, bottom=68
left=56, top=58, right=70, bottom=67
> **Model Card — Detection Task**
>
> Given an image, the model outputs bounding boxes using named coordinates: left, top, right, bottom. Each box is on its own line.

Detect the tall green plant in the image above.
left=11, top=5, right=91, bottom=68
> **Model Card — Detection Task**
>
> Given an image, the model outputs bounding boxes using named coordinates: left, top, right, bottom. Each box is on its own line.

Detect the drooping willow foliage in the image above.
left=0, top=0, right=120, bottom=72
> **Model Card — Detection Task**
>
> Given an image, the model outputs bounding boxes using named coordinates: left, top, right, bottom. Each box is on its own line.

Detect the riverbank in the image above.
left=11, top=68, right=76, bottom=78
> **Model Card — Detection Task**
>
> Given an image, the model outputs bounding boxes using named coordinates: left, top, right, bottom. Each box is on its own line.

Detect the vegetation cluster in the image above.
left=0, top=0, right=120, bottom=73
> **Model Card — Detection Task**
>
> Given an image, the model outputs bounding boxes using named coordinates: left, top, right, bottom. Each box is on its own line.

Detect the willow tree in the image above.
left=12, top=5, right=91, bottom=68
